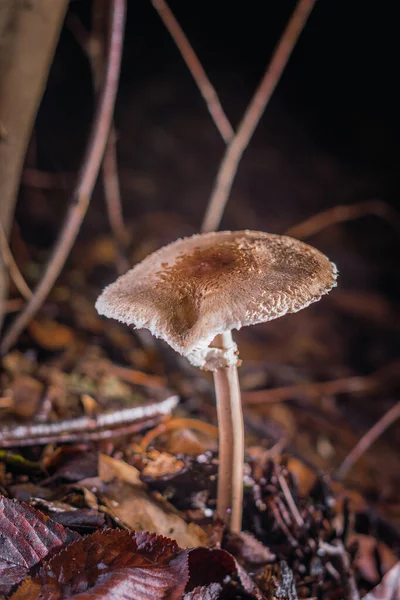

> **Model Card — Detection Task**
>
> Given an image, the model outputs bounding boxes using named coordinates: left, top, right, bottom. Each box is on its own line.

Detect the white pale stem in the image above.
left=212, top=331, right=243, bottom=532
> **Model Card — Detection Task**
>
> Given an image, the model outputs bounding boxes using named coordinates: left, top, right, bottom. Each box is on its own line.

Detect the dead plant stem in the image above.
left=336, top=401, right=400, bottom=479
left=201, top=0, right=317, bottom=233
left=0, top=0, right=126, bottom=355
left=151, top=0, right=234, bottom=143
left=0, top=221, right=32, bottom=300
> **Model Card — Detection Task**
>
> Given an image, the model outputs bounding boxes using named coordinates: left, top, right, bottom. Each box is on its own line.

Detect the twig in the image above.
left=277, top=472, right=304, bottom=527
left=319, top=541, right=360, bottom=600
left=151, top=0, right=234, bottom=144
left=139, top=416, right=219, bottom=451
left=0, top=394, right=178, bottom=447
left=201, top=0, right=317, bottom=233
left=285, top=200, right=400, bottom=239
left=0, top=0, right=126, bottom=356
left=68, top=2, right=129, bottom=273
left=0, top=221, right=32, bottom=300
left=242, top=375, right=375, bottom=406
left=336, top=401, right=400, bottom=479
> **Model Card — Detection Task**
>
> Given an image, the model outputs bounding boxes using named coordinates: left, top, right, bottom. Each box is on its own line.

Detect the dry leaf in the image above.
left=98, top=453, right=144, bottom=487
left=28, top=319, right=75, bottom=351
left=11, top=529, right=189, bottom=600
left=101, top=480, right=208, bottom=548
left=0, top=496, right=79, bottom=596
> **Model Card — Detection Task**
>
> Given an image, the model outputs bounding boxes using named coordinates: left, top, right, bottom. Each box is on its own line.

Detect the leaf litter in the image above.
left=1, top=213, right=400, bottom=599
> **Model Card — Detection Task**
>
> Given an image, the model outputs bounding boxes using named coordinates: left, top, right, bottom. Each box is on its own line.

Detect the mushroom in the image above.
left=95, top=230, right=338, bottom=532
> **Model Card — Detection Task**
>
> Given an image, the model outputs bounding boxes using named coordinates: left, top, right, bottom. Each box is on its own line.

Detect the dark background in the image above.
left=17, top=0, right=400, bottom=294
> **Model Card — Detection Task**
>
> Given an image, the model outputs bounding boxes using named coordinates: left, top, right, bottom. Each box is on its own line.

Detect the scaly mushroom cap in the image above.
left=96, top=230, right=338, bottom=370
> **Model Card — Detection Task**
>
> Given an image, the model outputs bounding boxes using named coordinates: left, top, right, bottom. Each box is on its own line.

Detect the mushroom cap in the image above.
left=96, top=230, right=338, bottom=369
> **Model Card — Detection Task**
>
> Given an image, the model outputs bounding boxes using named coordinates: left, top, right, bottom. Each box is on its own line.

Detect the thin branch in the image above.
left=0, top=0, right=126, bottom=356
left=0, top=221, right=32, bottom=300
left=0, top=394, right=178, bottom=447
left=285, top=200, right=400, bottom=239
left=68, top=3, right=129, bottom=273
left=201, top=0, right=317, bottom=233
left=336, top=401, right=400, bottom=479
left=242, top=375, right=376, bottom=405
left=277, top=472, right=304, bottom=528
left=151, top=0, right=234, bottom=144
left=319, top=541, right=360, bottom=600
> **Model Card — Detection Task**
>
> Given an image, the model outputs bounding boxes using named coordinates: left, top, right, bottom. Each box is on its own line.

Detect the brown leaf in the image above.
left=8, top=375, right=44, bottom=419
left=98, top=453, right=144, bottom=487
left=187, top=548, right=264, bottom=599
left=363, top=562, right=400, bottom=600
left=28, top=319, right=75, bottom=351
left=100, top=479, right=208, bottom=548
left=0, top=496, right=79, bottom=596
left=186, top=547, right=236, bottom=590
left=11, top=529, right=189, bottom=600
left=224, top=531, right=276, bottom=566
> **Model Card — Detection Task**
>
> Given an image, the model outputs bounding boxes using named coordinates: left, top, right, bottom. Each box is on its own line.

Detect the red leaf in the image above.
left=187, top=547, right=236, bottom=591
left=11, top=529, right=189, bottom=600
left=0, top=496, right=79, bottom=596
left=187, top=547, right=264, bottom=599
left=183, top=583, right=222, bottom=600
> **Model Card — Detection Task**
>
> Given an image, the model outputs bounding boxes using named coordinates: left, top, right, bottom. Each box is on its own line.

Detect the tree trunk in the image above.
left=0, top=0, right=68, bottom=329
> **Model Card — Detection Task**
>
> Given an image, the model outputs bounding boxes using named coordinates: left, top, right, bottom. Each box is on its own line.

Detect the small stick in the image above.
left=0, top=394, right=178, bottom=447
left=0, top=417, right=162, bottom=447
left=68, top=2, right=129, bottom=272
left=0, top=221, right=32, bottom=300
left=336, top=401, right=400, bottom=479
left=277, top=472, right=304, bottom=528
left=319, top=541, right=360, bottom=600
left=285, top=200, right=400, bottom=240
left=0, top=0, right=126, bottom=356
left=201, top=0, right=317, bottom=233
left=139, top=417, right=219, bottom=451
left=151, top=0, right=234, bottom=144
left=242, top=375, right=375, bottom=405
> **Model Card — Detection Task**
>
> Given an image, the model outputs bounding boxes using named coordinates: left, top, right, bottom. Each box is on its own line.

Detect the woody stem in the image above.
left=212, top=331, right=243, bottom=532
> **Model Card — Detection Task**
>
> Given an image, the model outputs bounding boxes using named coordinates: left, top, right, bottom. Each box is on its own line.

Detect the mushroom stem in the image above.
left=212, top=331, right=243, bottom=532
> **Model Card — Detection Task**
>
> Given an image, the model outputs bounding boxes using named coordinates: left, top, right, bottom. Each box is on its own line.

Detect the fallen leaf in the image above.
left=11, top=529, right=189, bottom=600
left=224, top=530, right=276, bottom=566
left=141, top=450, right=186, bottom=480
left=98, top=453, right=144, bottom=487
left=101, top=480, right=208, bottom=548
left=364, top=562, right=400, bottom=599
left=187, top=547, right=263, bottom=599
left=9, top=375, right=44, bottom=419
left=183, top=583, right=222, bottom=600
left=0, top=496, right=79, bottom=596
left=28, top=319, right=75, bottom=351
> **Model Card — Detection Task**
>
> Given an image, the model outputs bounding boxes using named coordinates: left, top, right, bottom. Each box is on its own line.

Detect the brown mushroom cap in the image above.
left=95, top=230, right=338, bottom=369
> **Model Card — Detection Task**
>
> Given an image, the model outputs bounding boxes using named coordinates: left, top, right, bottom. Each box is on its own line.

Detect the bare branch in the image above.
left=0, top=220, right=32, bottom=300
left=68, top=3, right=129, bottom=273
left=0, top=394, right=178, bottom=447
left=285, top=200, right=400, bottom=239
left=0, top=0, right=126, bottom=355
left=151, top=0, right=234, bottom=144
left=201, top=0, right=317, bottom=233
left=336, top=401, right=400, bottom=479
left=242, top=375, right=376, bottom=405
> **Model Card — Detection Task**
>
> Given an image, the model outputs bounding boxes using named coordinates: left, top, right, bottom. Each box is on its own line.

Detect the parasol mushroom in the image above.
left=95, top=230, right=338, bottom=532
